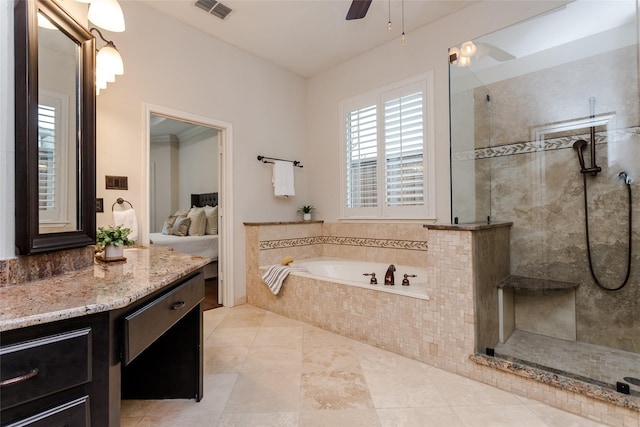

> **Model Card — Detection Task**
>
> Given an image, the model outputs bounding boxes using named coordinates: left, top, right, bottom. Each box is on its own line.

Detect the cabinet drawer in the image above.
left=5, top=395, right=90, bottom=427
left=124, top=273, right=204, bottom=365
left=0, top=329, right=92, bottom=410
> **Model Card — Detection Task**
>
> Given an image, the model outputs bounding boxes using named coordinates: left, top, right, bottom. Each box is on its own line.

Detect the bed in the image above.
left=150, top=192, right=219, bottom=278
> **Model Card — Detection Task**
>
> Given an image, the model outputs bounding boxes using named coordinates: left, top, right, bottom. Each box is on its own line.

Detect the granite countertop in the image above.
left=0, top=246, right=211, bottom=332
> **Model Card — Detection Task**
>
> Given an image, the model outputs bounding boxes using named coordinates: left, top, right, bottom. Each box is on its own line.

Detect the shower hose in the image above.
left=580, top=173, right=632, bottom=291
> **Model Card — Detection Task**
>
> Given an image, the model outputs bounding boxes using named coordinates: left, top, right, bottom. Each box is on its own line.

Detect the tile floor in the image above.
left=121, top=304, right=610, bottom=427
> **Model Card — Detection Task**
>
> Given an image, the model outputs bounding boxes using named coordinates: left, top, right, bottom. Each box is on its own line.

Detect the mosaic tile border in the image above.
left=259, top=236, right=429, bottom=251
left=452, top=127, right=639, bottom=161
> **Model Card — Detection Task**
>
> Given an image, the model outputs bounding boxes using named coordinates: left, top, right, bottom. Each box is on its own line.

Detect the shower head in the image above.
left=573, top=139, right=587, bottom=171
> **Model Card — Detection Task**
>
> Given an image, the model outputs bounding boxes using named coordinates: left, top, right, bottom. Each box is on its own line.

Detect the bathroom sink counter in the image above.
left=0, top=245, right=210, bottom=332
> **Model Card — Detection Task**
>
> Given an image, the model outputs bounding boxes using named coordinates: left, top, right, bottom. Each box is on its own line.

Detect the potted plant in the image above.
left=297, top=204, right=315, bottom=221
left=96, top=225, right=134, bottom=259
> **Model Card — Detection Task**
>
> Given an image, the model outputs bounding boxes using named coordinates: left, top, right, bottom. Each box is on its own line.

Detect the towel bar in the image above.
left=112, top=198, right=134, bottom=210
left=257, top=155, right=303, bottom=168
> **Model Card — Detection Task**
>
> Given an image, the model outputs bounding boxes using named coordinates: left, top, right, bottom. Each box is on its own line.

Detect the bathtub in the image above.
left=289, top=257, right=430, bottom=300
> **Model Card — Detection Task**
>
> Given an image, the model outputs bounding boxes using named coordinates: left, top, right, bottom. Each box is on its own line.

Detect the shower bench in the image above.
left=498, top=275, right=580, bottom=343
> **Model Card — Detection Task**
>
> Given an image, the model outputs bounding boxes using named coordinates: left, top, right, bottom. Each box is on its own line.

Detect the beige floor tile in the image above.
left=217, top=412, right=299, bottom=426
left=363, top=368, right=451, bottom=408
left=262, top=311, right=306, bottom=327
left=205, top=326, right=259, bottom=346
left=137, top=412, right=220, bottom=426
left=120, top=417, right=142, bottom=427
left=453, top=404, right=547, bottom=427
left=299, top=409, right=381, bottom=427
left=217, top=309, right=266, bottom=328
left=224, top=372, right=301, bottom=414
left=203, top=307, right=230, bottom=339
left=429, top=371, right=523, bottom=406
left=301, top=370, right=374, bottom=410
left=303, top=345, right=362, bottom=374
left=241, top=345, right=303, bottom=373
left=377, top=407, right=465, bottom=427
left=303, top=325, right=357, bottom=348
left=120, top=399, right=155, bottom=418
left=204, top=345, right=250, bottom=374
left=526, top=403, right=610, bottom=427
left=253, top=326, right=304, bottom=347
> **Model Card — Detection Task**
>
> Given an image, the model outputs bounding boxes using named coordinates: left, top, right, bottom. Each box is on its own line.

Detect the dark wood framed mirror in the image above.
left=14, top=0, right=96, bottom=254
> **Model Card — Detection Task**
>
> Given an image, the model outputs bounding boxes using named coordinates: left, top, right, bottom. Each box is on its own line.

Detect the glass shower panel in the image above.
left=449, top=0, right=640, bottom=393
left=449, top=61, right=490, bottom=224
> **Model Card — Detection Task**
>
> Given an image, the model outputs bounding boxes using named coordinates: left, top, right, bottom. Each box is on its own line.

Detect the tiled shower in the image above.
left=450, top=1, right=639, bottom=396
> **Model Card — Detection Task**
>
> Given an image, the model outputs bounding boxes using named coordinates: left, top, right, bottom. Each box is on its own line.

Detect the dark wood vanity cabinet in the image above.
left=0, top=313, right=109, bottom=427
left=0, top=270, right=205, bottom=427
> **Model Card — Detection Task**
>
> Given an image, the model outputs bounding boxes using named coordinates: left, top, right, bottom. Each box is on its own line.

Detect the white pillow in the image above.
left=187, top=208, right=206, bottom=236
left=204, top=205, right=218, bottom=235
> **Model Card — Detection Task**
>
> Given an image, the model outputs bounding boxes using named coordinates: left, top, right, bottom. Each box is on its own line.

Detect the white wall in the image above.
left=306, top=0, right=569, bottom=224
left=0, top=0, right=15, bottom=259
left=150, top=135, right=179, bottom=232
left=178, top=128, right=218, bottom=210
left=94, top=2, right=308, bottom=303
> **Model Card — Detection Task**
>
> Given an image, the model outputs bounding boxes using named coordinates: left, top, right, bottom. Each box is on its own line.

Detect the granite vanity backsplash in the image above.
left=0, top=246, right=95, bottom=286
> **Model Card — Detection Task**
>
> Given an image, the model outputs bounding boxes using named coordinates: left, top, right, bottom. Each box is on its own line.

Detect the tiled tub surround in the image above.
left=0, top=245, right=210, bottom=331
left=245, top=221, right=640, bottom=426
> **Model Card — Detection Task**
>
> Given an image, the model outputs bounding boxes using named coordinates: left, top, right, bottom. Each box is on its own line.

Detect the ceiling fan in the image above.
left=346, top=0, right=372, bottom=20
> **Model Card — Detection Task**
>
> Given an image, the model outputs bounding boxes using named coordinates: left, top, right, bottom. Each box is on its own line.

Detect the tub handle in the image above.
left=363, top=272, right=378, bottom=285
left=402, top=274, right=417, bottom=286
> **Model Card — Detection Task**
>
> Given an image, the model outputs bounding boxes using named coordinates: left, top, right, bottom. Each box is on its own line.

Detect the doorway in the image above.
left=142, top=104, right=234, bottom=307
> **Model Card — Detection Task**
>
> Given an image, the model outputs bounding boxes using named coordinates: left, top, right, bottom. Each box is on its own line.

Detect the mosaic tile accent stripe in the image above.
left=452, top=127, right=639, bottom=161
left=259, top=236, right=323, bottom=249
left=259, top=236, right=428, bottom=251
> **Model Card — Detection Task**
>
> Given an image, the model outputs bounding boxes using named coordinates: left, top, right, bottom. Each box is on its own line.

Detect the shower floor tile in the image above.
left=495, top=329, right=640, bottom=395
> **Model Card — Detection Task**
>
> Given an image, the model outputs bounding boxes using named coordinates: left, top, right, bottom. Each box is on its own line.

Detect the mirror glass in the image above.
left=37, top=12, right=79, bottom=233
left=14, top=0, right=96, bottom=254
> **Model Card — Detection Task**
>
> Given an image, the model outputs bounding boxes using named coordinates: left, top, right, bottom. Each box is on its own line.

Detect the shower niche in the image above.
left=450, top=0, right=640, bottom=394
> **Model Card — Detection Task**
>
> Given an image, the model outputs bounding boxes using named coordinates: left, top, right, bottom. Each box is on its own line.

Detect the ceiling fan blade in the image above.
left=346, top=0, right=372, bottom=20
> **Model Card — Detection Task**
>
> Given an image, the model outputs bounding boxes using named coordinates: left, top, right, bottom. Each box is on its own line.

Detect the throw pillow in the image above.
left=187, top=208, right=207, bottom=236
left=161, top=215, right=178, bottom=235
left=171, top=216, right=191, bottom=236
left=204, top=205, right=218, bottom=235
left=174, top=208, right=190, bottom=217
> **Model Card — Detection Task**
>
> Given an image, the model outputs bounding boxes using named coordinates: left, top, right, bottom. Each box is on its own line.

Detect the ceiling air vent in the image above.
left=194, top=0, right=232, bottom=20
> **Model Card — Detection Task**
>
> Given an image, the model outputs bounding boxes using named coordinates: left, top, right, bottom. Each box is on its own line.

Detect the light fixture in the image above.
left=460, top=41, right=477, bottom=57
left=387, top=0, right=392, bottom=30
left=90, top=27, right=124, bottom=93
left=88, top=0, right=125, bottom=32
left=457, top=55, right=471, bottom=67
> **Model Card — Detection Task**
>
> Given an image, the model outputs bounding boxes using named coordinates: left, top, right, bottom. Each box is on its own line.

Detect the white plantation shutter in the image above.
left=384, top=91, right=424, bottom=207
left=346, top=104, right=377, bottom=208
left=38, top=104, right=56, bottom=211
left=341, top=73, right=434, bottom=218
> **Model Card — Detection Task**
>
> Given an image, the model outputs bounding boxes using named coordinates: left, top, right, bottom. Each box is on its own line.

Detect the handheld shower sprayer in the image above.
left=572, top=98, right=601, bottom=175
left=619, top=172, right=632, bottom=185
left=573, top=140, right=587, bottom=172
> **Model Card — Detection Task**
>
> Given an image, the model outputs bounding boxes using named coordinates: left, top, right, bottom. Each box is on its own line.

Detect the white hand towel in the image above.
left=261, top=265, right=307, bottom=295
left=272, top=160, right=295, bottom=197
left=113, top=208, right=139, bottom=242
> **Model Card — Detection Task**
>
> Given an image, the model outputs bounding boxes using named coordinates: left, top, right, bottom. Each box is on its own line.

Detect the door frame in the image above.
left=142, top=103, right=235, bottom=307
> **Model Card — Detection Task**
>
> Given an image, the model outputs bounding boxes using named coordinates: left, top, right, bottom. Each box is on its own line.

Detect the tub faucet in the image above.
left=402, top=274, right=417, bottom=286
left=384, top=264, right=396, bottom=286
left=363, top=272, right=377, bottom=285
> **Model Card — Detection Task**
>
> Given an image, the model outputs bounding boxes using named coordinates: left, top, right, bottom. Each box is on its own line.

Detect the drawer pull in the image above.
left=170, top=301, right=186, bottom=310
left=0, top=368, right=39, bottom=387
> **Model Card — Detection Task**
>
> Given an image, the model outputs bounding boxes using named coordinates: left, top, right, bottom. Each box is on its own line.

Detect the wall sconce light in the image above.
left=90, top=27, right=124, bottom=94
left=88, top=0, right=125, bottom=32
left=460, top=41, right=477, bottom=57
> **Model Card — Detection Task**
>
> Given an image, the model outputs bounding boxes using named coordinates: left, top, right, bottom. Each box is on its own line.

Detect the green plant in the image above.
left=96, top=225, right=135, bottom=248
left=297, top=205, right=315, bottom=214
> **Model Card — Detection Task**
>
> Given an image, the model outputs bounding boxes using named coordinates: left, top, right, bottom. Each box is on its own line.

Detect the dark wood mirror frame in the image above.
left=14, top=0, right=96, bottom=254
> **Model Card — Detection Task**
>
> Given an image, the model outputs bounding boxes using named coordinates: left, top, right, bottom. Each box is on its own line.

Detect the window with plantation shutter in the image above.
left=340, top=73, right=435, bottom=218
left=38, top=91, right=70, bottom=227
left=39, top=104, right=57, bottom=211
